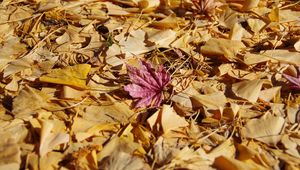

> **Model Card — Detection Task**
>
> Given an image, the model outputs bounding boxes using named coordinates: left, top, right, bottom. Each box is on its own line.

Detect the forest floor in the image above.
left=0, top=0, right=300, bottom=169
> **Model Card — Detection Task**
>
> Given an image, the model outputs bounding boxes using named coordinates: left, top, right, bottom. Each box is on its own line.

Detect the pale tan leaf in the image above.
left=12, top=86, right=51, bottom=117
left=39, top=152, right=65, bottom=170
left=147, top=29, right=177, bottom=48
left=241, top=116, right=285, bottom=145
left=171, top=86, right=199, bottom=108
left=119, top=29, right=153, bottom=57
left=62, top=86, right=87, bottom=100
left=161, top=105, right=189, bottom=133
left=281, top=135, right=300, bottom=158
left=199, top=139, right=235, bottom=161
left=192, top=91, right=227, bottom=110
left=243, top=53, right=274, bottom=65
left=39, top=120, right=69, bottom=157
left=201, top=38, right=245, bottom=61
left=0, top=137, right=20, bottom=169
left=262, top=50, right=300, bottom=66
left=258, top=86, right=281, bottom=102
left=232, top=79, right=264, bottom=102
left=147, top=105, right=188, bottom=133
left=294, top=39, right=300, bottom=52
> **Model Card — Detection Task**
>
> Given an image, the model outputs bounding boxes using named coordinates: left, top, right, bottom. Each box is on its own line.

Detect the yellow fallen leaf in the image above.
left=147, top=29, right=177, bottom=48
left=247, top=18, right=266, bottom=33
left=200, top=139, right=236, bottom=161
left=119, top=29, right=153, bottom=57
left=83, top=95, right=134, bottom=124
left=262, top=50, right=300, bottom=66
left=242, top=0, right=260, bottom=11
left=39, top=120, right=69, bottom=157
left=0, top=37, right=26, bottom=71
left=201, top=38, right=245, bottom=61
left=62, top=86, right=87, bottom=100
left=268, top=7, right=279, bottom=22
left=243, top=53, right=275, bottom=65
left=137, top=0, right=160, bottom=11
left=241, top=115, right=285, bottom=145
left=214, top=156, right=268, bottom=170
left=258, top=86, right=281, bottom=102
left=294, top=40, right=300, bottom=52
left=39, top=152, right=65, bottom=170
left=0, top=137, right=21, bottom=169
left=232, top=79, right=264, bottom=102
left=150, top=15, right=186, bottom=29
left=12, top=86, right=51, bottom=117
left=39, top=64, right=91, bottom=89
left=171, top=86, right=199, bottom=108
left=147, top=105, right=188, bottom=133
left=192, top=91, right=227, bottom=110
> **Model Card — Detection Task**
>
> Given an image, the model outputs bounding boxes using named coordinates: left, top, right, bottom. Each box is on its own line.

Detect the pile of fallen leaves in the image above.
left=0, top=0, right=300, bottom=169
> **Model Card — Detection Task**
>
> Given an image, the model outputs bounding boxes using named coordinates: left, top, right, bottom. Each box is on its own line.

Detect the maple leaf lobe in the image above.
left=124, top=61, right=170, bottom=108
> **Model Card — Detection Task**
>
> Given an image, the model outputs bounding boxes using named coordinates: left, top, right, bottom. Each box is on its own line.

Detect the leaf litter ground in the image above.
left=0, top=0, right=300, bottom=169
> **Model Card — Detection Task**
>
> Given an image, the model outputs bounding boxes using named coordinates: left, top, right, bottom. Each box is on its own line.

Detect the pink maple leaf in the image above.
left=124, top=61, right=171, bottom=108
left=283, top=68, right=300, bottom=90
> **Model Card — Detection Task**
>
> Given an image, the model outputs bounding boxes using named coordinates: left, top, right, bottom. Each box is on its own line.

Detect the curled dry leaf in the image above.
left=124, top=61, right=170, bottom=108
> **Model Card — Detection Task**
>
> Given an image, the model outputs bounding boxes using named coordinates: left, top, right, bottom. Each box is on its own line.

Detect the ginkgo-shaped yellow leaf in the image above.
left=39, top=64, right=91, bottom=89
